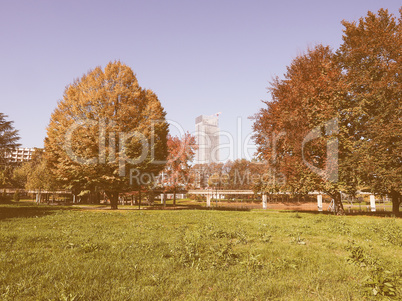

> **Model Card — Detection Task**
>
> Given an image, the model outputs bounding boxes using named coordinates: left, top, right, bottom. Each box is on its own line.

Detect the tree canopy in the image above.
left=45, top=61, right=169, bottom=209
left=162, top=133, right=197, bottom=204
left=0, top=113, right=20, bottom=189
left=337, top=8, right=402, bottom=213
left=253, top=9, right=402, bottom=214
left=13, top=148, right=56, bottom=192
left=0, top=113, right=20, bottom=165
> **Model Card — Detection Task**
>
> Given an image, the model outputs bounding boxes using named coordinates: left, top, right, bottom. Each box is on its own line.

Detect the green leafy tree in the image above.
left=336, top=8, right=402, bottom=214
left=13, top=149, right=56, bottom=192
left=0, top=113, right=20, bottom=164
left=0, top=113, right=21, bottom=189
left=45, top=61, right=169, bottom=209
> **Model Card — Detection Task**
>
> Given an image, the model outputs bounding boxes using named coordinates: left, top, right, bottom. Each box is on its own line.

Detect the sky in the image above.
left=1, top=0, right=401, bottom=161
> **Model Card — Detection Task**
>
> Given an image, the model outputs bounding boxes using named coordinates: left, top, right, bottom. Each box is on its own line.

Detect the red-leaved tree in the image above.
left=162, top=133, right=197, bottom=205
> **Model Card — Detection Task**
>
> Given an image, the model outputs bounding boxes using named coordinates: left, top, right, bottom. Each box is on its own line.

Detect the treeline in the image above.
left=191, top=160, right=267, bottom=190
left=0, top=9, right=400, bottom=214
left=252, top=9, right=401, bottom=214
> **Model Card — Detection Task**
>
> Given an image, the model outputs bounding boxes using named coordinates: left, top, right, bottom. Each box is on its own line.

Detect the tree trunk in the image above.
left=390, top=190, right=400, bottom=216
left=95, top=192, right=100, bottom=204
left=138, top=188, right=141, bottom=210
left=173, top=187, right=176, bottom=206
left=108, top=192, right=118, bottom=210
left=334, top=192, right=345, bottom=215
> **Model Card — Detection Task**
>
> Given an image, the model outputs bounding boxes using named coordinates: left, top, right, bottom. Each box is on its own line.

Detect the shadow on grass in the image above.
left=278, top=209, right=401, bottom=218
left=0, top=203, right=76, bottom=220
left=145, top=203, right=251, bottom=211
left=2, top=202, right=397, bottom=217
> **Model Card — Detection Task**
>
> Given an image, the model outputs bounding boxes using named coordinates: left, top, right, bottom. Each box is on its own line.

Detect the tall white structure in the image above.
left=195, top=114, right=220, bottom=164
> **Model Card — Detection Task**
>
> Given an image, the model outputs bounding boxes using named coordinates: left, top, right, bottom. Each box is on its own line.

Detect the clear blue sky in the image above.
left=1, top=0, right=400, bottom=160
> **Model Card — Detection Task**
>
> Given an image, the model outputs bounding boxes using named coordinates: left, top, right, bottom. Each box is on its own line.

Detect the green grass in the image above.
left=0, top=204, right=401, bottom=300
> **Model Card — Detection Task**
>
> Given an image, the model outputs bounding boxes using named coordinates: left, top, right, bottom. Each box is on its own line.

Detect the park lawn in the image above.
left=0, top=204, right=401, bottom=300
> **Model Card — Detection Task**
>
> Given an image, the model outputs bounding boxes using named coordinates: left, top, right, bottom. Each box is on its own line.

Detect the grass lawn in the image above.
left=0, top=203, right=401, bottom=300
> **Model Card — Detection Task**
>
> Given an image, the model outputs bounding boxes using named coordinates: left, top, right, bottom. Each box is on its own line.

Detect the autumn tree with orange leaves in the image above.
left=45, top=61, right=169, bottom=209
left=162, top=133, right=197, bottom=205
left=253, top=45, right=352, bottom=214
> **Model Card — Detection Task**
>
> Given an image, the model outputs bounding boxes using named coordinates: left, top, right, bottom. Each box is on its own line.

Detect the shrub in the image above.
left=363, top=269, right=401, bottom=298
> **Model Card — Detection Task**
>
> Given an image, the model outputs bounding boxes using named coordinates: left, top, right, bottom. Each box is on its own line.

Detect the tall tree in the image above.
left=0, top=113, right=20, bottom=158
left=45, top=61, right=169, bottom=209
left=254, top=9, right=402, bottom=215
left=163, top=133, right=197, bottom=205
left=336, top=8, right=402, bottom=214
left=0, top=113, right=20, bottom=164
left=0, top=113, right=21, bottom=188
left=253, top=45, right=352, bottom=214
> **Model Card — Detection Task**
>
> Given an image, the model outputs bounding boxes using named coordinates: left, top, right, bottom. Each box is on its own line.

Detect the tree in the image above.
left=0, top=113, right=20, bottom=164
left=253, top=45, right=352, bottom=214
left=190, top=160, right=264, bottom=193
left=226, top=159, right=266, bottom=191
left=162, top=133, right=197, bottom=205
left=253, top=9, right=402, bottom=215
left=336, top=8, right=402, bottom=214
left=45, top=61, right=169, bottom=209
left=191, top=162, right=230, bottom=188
left=13, top=148, right=58, bottom=203
left=0, top=113, right=21, bottom=189
left=13, top=149, right=56, bottom=191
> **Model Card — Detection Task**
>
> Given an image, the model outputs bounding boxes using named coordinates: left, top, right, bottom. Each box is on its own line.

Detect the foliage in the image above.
left=162, top=133, right=197, bottom=204
left=0, top=113, right=20, bottom=189
left=192, top=159, right=266, bottom=191
left=44, top=61, right=168, bottom=209
left=363, top=269, right=401, bottom=298
left=253, top=44, right=348, bottom=213
left=336, top=8, right=402, bottom=214
left=253, top=9, right=402, bottom=214
left=13, top=148, right=57, bottom=191
left=0, top=166, right=15, bottom=189
left=192, top=162, right=225, bottom=189
left=369, top=219, right=402, bottom=247
left=346, top=240, right=401, bottom=298
left=0, top=113, right=20, bottom=165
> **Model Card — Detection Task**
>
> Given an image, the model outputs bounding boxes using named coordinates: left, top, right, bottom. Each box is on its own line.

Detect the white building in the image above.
left=5, top=148, right=36, bottom=163
left=195, top=114, right=220, bottom=164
